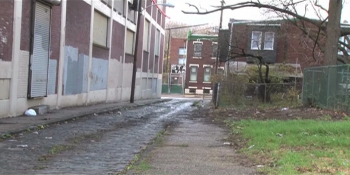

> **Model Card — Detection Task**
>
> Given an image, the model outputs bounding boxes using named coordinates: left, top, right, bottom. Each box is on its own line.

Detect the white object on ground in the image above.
left=281, top=108, right=288, bottom=111
left=223, top=142, right=231, bottom=145
left=17, top=145, right=28, bottom=148
left=25, top=109, right=37, bottom=116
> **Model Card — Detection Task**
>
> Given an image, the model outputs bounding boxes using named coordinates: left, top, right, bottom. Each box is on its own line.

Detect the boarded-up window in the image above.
left=190, top=66, right=198, bottom=81
left=155, top=29, right=160, bottom=55
left=93, top=11, right=108, bottom=47
left=143, top=20, right=150, bottom=51
left=203, top=67, right=211, bottom=82
left=113, top=0, right=125, bottom=15
left=193, top=42, right=202, bottom=57
left=126, top=30, right=134, bottom=54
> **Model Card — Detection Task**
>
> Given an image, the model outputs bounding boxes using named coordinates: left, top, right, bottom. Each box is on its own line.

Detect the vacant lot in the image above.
left=210, top=105, right=350, bottom=175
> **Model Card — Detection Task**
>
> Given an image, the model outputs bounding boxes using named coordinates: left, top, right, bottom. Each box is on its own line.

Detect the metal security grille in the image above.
left=29, top=2, right=51, bottom=98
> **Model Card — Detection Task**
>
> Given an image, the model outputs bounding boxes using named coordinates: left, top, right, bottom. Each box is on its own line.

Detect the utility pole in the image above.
left=130, top=0, right=142, bottom=103
left=212, top=0, right=225, bottom=107
left=166, top=29, right=171, bottom=94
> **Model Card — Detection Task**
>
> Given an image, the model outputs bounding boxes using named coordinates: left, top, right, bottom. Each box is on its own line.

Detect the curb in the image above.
left=0, top=99, right=171, bottom=138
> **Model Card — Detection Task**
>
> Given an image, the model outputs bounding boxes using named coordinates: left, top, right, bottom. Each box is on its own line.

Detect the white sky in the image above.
left=165, top=0, right=350, bottom=29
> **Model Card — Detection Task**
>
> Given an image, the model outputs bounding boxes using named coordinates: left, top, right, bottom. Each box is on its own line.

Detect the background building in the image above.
left=162, top=37, right=186, bottom=94
left=184, top=31, right=225, bottom=95
left=0, top=0, right=167, bottom=118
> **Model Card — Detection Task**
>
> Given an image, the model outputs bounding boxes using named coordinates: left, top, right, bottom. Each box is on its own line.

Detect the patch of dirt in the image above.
left=209, top=106, right=348, bottom=122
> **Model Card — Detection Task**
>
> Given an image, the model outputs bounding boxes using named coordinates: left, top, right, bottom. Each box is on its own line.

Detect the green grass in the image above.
left=229, top=119, right=350, bottom=175
left=133, top=160, right=153, bottom=172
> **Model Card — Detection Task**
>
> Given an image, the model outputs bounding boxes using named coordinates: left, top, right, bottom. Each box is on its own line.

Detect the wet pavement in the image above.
left=0, top=99, right=199, bottom=175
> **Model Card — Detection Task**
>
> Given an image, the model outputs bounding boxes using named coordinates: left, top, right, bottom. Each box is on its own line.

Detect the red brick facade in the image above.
left=183, top=40, right=225, bottom=94
left=170, top=38, right=187, bottom=65
left=0, top=0, right=14, bottom=61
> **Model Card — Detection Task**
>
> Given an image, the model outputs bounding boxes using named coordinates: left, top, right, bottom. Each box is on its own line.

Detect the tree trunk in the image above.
left=324, top=0, right=342, bottom=65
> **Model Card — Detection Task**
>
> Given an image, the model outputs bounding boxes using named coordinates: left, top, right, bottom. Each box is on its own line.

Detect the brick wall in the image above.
left=21, top=0, right=31, bottom=52
left=111, top=21, right=125, bottom=61
left=186, top=40, right=225, bottom=90
left=281, top=21, right=324, bottom=69
left=51, top=5, right=61, bottom=94
left=0, top=0, right=14, bottom=61
left=170, top=38, right=187, bottom=65
left=66, top=0, right=91, bottom=55
left=149, top=25, right=155, bottom=73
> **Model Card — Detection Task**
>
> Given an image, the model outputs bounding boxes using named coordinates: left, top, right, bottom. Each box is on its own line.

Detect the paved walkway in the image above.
left=0, top=99, right=167, bottom=136
left=129, top=117, right=257, bottom=175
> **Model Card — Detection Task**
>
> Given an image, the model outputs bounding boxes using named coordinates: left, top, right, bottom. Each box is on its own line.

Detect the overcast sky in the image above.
left=165, top=0, right=350, bottom=28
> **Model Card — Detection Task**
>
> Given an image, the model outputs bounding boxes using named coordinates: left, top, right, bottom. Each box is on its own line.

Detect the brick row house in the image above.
left=224, top=19, right=326, bottom=81
left=185, top=32, right=225, bottom=95
left=0, top=0, right=167, bottom=118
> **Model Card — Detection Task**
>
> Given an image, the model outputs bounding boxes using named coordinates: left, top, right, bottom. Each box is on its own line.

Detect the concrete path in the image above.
left=129, top=118, right=257, bottom=175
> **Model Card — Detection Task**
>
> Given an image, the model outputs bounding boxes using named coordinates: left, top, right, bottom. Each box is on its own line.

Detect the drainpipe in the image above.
left=56, top=0, right=67, bottom=109
left=9, top=0, right=23, bottom=116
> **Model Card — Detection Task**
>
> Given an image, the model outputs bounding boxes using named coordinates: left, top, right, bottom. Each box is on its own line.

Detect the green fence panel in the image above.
left=303, top=65, right=350, bottom=112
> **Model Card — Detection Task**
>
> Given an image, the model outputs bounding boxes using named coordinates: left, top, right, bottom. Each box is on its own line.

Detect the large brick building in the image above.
left=0, top=0, right=167, bottom=118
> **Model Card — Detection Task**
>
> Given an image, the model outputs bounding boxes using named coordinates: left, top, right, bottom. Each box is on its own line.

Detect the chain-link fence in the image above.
left=217, top=81, right=302, bottom=107
left=303, top=65, right=350, bottom=112
left=161, top=73, right=185, bottom=94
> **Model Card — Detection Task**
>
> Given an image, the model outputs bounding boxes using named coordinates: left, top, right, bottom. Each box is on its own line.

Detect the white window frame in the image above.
left=193, top=41, right=203, bottom=58
left=203, top=66, right=212, bottom=83
left=264, top=32, right=275, bottom=50
left=189, top=65, right=199, bottom=82
left=251, top=31, right=262, bottom=50
left=178, top=58, right=186, bottom=65
left=179, top=47, right=186, bottom=56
